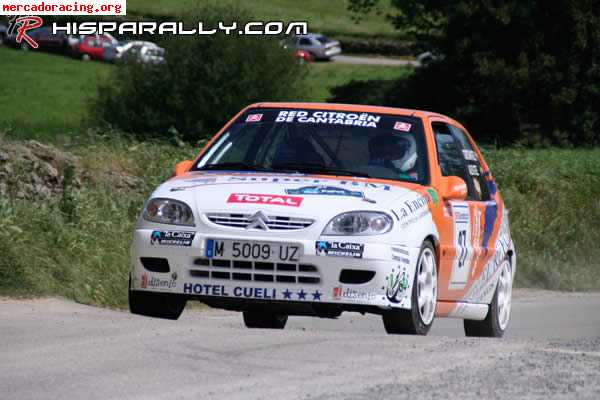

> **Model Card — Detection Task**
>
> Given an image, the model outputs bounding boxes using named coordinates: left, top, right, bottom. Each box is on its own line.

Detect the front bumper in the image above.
left=130, top=229, right=418, bottom=311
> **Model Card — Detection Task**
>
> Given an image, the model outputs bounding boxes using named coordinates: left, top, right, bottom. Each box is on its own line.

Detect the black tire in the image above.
left=463, top=289, right=503, bottom=337
left=383, top=241, right=437, bottom=335
left=243, top=311, right=288, bottom=329
left=464, top=259, right=512, bottom=338
left=129, top=287, right=186, bottom=320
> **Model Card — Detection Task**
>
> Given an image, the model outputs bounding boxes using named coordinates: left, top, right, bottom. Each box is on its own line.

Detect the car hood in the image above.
left=152, top=172, right=420, bottom=218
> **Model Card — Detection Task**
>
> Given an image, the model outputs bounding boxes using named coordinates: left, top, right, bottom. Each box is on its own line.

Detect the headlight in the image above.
left=142, top=198, right=195, bottom=226
left=322, top=211, right=393, bottom=236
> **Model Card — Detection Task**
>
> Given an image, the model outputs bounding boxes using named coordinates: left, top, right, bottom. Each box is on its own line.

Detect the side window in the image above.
left=448, top=125, right=491, bottom=201
left=299, top=38, right=312, bottom=46
left=432, top=122, right=480, bottom=201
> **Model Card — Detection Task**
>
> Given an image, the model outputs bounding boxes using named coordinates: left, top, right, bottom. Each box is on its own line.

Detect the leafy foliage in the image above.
left=91, top=4, right=306, bottom=142
left=344, top=0, right=600, bottom=146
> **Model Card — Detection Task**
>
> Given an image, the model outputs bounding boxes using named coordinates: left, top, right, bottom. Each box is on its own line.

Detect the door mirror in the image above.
left=440, top=176, right=468, bottom=201
left=173, top=160, right=193, bottom=177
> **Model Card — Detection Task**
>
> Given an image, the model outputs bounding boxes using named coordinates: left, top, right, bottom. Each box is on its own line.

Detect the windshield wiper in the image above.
left=197, top=162, right=274, bottom=172
left=271, top=162, right=371, bottom=178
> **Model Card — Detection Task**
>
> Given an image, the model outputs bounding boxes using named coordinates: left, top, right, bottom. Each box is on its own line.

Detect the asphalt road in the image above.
left=1, top=290, right=599, bottom=400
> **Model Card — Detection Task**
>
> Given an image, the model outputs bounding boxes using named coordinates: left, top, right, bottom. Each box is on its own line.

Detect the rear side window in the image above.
left=448, top=125, right=491, bottom=201
left=433, top=122, right=481, bottom=201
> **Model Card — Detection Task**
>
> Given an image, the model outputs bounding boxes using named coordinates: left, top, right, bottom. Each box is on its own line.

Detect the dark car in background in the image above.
left=0, top=23, right=7, bottom=44
left=3, top=26, right=69, bottom=52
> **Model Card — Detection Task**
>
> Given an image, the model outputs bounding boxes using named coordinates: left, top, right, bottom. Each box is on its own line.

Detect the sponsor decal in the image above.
left=332, top=287, right=343, bottom=300
left=462, top=149, right=478, bottom=162
left=426, top=188, right=439, bottom=206
left=393, top=121, right=412, bottom=132
left=275, top=110, right=381, bottom=128
left=468, top=164, right=480, bottom=176
left=315, top=241, right=364, bottom=258
left=150, top=230, right=195, bottom=246
left=394, top=194, right=430, bottom=229
left=386, top=267, right=409, bottom=304
left=227, top=193, right=303, bottom=207
left=141, top=273, right=148, bottom=289
left=332, top=286, right=377, bottom=302
left=285, top=185, right=363, bottom=198
left=170, top=175, right=392, bottom=192
left=141, top=273, right=177, bottom=290
left=246, top=114, right=263, bottom=122
left=183, top=284, right=321, bottom=301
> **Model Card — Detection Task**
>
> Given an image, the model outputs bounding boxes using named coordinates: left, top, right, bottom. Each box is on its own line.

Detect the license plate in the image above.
left=205, top=239, right=301, bottom=262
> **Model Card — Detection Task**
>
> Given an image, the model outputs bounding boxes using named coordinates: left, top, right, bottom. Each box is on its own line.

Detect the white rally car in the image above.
left=130, top=102, right=516, bottom=336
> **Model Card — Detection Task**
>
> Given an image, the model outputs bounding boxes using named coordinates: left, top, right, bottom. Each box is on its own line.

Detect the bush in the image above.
left=336, top=36, right=415, bottom=56
left=91, top=4, right=306, bottom=142
left=344, top=0, right=600, bottom=146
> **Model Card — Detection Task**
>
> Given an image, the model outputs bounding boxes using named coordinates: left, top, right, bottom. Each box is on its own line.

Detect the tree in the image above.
left=342, top=0, right=600, bottom=146
left=91, top=4, right=306, bottom=142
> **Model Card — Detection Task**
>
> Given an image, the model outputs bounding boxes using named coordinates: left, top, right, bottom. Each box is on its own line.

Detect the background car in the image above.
left=115, top=40, right=159, bottom=59
left=0, top=24, right=7, bottom=44
left=284, top=33, right=341, bottom=60
left=71, top=34, right=118, bottom=62
left=119, top=43, right=166, bottom=65
left=3, top=26, right=69, bottom=53
left=293, top=49, right=313, bottom=64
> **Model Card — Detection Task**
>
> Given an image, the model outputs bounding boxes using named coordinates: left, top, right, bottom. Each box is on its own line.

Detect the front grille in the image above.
left=190, top=258, right=321, bottom=284
left=206, top=213, right=314, bottom=231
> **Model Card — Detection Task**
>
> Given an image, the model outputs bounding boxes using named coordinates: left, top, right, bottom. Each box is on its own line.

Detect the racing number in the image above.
left=449, top=203, right=473, bottom=290
left=457, top=230, right=468, bottom=269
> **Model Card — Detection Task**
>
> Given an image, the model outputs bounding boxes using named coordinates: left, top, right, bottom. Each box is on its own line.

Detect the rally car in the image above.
left=129, top=102, right=515, bottom=337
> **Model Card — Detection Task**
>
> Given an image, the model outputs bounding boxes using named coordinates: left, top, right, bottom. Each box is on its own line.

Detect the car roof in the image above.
left=294, top=33, right=325, bottom=39
left=246, top=102, right=462, bottom=126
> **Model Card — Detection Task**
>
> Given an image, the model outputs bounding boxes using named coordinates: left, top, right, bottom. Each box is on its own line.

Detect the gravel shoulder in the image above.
left=1, top=290, right=599, bottom=400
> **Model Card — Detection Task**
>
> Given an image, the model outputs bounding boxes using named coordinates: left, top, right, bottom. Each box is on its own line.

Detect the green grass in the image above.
left=0, top=47, right=111, bottom=141
left=0, top=140, right=598, bottom=308
left=0, top=47, right=412, bottom=139
left=484, top=148, right=600, bottom=292
left=127, top=0, right=398, bottom=39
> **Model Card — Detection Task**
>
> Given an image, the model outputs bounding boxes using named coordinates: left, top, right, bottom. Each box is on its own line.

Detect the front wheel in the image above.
left=464, top=258, right=513, bottom=337
left=383, top=241, right=438, bottom=335
left=129, top=284, right=186, bottom=320
left=243, top=311, right=288, bottom=329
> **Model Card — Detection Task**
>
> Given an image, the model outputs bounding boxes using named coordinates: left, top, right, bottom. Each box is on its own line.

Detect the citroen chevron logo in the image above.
left=247, top=211, right=269, bottom=230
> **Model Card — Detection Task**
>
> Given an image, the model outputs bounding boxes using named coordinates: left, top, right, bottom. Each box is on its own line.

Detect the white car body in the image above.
left=131, top=172, right=432, bottom=310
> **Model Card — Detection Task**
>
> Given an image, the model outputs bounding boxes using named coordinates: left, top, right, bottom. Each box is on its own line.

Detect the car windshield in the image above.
left=193, top=108, right=429, bottom=184
left=315, top=35, right=332, bottom=44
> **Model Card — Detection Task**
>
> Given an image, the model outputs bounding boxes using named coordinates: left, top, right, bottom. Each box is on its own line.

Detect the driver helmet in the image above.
left=370, top=134, right=417, bottom=172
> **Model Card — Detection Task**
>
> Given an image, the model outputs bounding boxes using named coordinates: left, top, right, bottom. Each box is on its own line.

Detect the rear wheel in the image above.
left=383, top=241, right=437, bottom=335
left=81, top=54, right=91, bottom=61
left=464, top=258, right=512, bottom=337
left=243, top=311, right=288, bottom=329
left=129, top=281, right=186, bottom=320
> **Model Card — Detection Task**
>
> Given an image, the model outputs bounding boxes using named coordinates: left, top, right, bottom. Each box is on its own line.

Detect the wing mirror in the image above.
left=440, top=176, right=468, bottom=201
left=172, top=160, right=193, bottom=177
